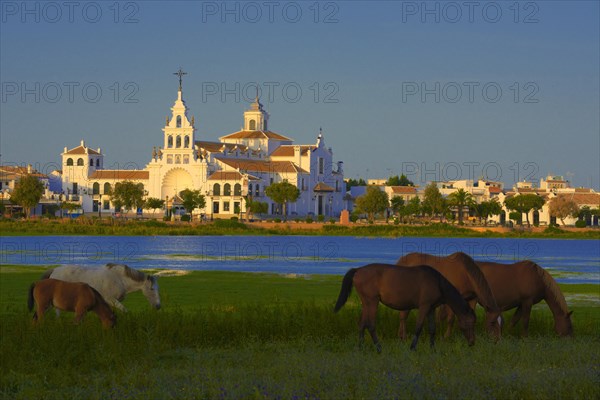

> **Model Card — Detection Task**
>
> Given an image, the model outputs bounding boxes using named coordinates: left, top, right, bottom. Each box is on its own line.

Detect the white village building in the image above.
left=59, top=75, right=345, bottom=219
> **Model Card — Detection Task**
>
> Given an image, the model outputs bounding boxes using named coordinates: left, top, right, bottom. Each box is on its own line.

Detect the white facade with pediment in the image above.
left=59, top=82, right=345, bottom=219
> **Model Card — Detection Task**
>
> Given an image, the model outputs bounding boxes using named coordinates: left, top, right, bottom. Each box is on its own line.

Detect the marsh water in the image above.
left=2, top=236, right=598, bottom=284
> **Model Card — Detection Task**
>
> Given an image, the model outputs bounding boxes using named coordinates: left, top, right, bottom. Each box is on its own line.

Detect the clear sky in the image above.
left=1, top=1, right=599, bottom=189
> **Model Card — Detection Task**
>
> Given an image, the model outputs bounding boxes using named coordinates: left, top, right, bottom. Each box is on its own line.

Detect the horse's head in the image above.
left=142, top=275, right=161, bottom=310
left=458, top=308, right=476, bottom=346
left=555, top=310, right=573, bottom=337
left=485, top=310, right=503, bottom=341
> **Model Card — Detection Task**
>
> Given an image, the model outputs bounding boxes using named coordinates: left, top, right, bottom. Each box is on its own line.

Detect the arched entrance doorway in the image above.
left=161, top=168, right=194, bottom=199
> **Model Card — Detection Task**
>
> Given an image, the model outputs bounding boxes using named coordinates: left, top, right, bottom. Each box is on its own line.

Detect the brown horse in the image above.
left=477, top=260, right=573, bottom=337
left=396, top=252, right=502, bottom=340
left=334, top=263, right=476, bottom=351
left=28, top=279, right=116, bottom=328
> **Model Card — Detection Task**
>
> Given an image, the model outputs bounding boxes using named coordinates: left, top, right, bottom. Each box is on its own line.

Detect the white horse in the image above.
left=43, top=263, right=161, bottom=312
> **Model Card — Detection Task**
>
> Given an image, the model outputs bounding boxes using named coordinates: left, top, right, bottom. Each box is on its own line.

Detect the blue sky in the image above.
left=1, top=1, right=599, bottom=189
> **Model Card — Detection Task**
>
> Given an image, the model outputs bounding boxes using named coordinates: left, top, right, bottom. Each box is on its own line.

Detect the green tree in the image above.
left=474, top=198, right=503, bottom=226
left=144, top=197, right=165, bottom=216
left=355, top=186, right=389, bottom=222
left=10, top=175, right=45, bottom=218
left=447, top=188, right=475, bottom=225
left=244, top=197, right=268, bottom=221
left=422, top=183, right=446, bottom=221
left=179, top=189, right=206, bottom=219
left=549, top=195, right=579, bottom=226
left=509, top=211, right=522, bottom=225
left=390, top=196, right=405, bottom=217
left=386, top=174, right=414, bottom=187
left=345, top=178, right=367, bottom=190
left=60, top=202, right=80, bottom=216
left=404, top=196, right=421, bottom=224
left=110, top=181, right=145, bottom=213
left=504, top=194, right=545, bottom=227
left=265, top=181, right=300, bottom=219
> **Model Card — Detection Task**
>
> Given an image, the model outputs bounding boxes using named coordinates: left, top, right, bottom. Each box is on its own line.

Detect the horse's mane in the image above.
left=105, top=263, right=147, bottom=282
left=448, top=252, right=499, bottom=312
left=435, top=268, right=471, bottom=315
left=528, top=261, right=569, bottom=314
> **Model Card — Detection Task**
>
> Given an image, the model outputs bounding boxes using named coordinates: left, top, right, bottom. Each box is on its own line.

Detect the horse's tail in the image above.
left=40, top=268, right=54, bottom=280
left=27, top=283, right=36, bottom=312
left=334, top=268, right=358, bottom=312
left=451, top=252, right=499, bottom=312
left=532, top=261, right=569, bottom=314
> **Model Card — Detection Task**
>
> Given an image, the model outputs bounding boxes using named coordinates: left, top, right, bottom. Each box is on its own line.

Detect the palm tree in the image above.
left=447, top=188, right=475, bottom=225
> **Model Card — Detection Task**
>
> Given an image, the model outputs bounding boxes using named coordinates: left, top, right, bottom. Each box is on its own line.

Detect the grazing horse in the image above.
left=28, top=279, right=116, bottom=328
left=42, top=263, right=161, bottom=312
left=477, top=260, right=573, bottom=337
left=334, top=263, right=476, bottom=351
left=396, top=252, right=502, bottom=340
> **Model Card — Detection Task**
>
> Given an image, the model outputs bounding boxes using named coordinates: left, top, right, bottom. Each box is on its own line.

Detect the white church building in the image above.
left=60, top=73, right=345, bottom=219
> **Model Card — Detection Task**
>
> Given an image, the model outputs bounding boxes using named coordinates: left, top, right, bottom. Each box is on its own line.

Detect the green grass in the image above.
left=2, top=219, right=599, bottom=239
left=1, top=265, right=599, bottom=399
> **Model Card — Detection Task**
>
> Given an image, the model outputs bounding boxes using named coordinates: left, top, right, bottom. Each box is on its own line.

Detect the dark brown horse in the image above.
left=334, top=263, right=476, bottom=351
left=396, top=252, right=502, bottom=339
left=477, top=260, right=573, bottom=337
left=28, top=279, right=116, bottom=328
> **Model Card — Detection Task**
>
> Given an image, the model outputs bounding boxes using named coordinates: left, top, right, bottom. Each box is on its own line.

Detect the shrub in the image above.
left=575, top=219, right=587, bottom=228
left=329, top=218, right=336, bottom=224
left=317, top=215, right=325, bottom=222
left=213, top=219, right=247, bottom=229
left=349, top=213, right=358, bottom=223
left=230, top=216, right=239, bottom=221
left=274, top=218, right=282, bottom=223
left=294, top=218, right=301, bottom=223
left=305, top=217, right=313, bottom=223
left=180, top=214, right=191, bottom=222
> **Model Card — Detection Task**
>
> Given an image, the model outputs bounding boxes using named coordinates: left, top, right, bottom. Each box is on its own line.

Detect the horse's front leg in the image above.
left=111, top=299, right=128, bottom=312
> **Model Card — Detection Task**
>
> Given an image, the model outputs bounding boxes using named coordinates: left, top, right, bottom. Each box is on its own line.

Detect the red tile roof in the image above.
left=89, top=170, right=149, bottom=180
left=313, top=182, right=335, bottom=192
left=220, top=130, right=293, bottom=141
left=390, top=186, right=417, bottom=194
left=216, top=157, right=308, bottom=174
left=64, top=145, right=100, bottom=155
left=270, top=145, right=315, bottom=157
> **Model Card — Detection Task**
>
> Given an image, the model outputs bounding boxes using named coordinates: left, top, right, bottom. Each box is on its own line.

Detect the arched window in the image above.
left=167, top=155, right=173, bottom=164
left=224, top=183, right=231, bottom=196
left=66, top=158, right=73, bottom=166
left=168, top=136, right=173, bottom=148
left=77, top=158, right=84, bottom=166
left=92, top=182, right=100, bottom=195
left=213, top=183, right=221, bottom=196
left=176, top=136, right=181, bottom=148
left=95, top=159, right=100, bottom=167
left=103, top=182, right=111, bottom=194
left=234, top=183, right=241, bottom=196
left=248, top=183, right=253, bottom=195
left=184, top=136, right=190, bottom=148
left=183, top=155, right=189, bottom=164
left=176, top=116, right=182, bottom=128
left=175, top=155, right=181, bottom=164
left=249, top=119, right=256, bottom=130
left=255, top=184, right=259, bottom=196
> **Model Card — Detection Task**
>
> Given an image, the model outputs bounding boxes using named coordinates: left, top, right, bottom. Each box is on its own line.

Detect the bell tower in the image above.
left=161, top=68, right=196, bottom=163
left=243, top=91, right=269, bottom=131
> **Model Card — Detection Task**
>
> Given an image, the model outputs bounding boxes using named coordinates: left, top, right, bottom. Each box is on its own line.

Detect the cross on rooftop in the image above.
left=173, top=67, right=187, bottom=91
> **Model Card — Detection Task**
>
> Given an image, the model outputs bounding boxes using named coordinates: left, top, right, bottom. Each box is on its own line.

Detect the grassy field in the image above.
left=1, top=218, right=599, bottom=239
left=1, top=265, right=599, bottom=399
